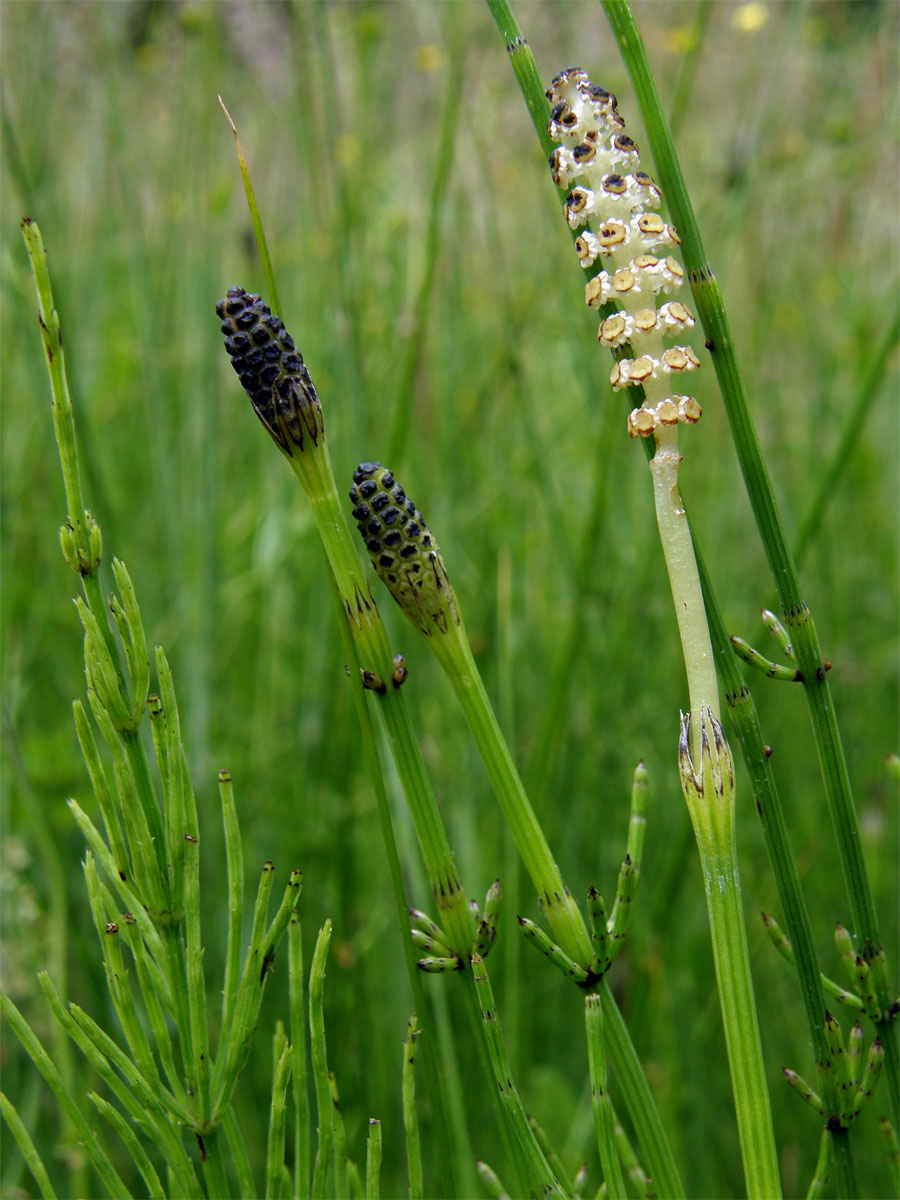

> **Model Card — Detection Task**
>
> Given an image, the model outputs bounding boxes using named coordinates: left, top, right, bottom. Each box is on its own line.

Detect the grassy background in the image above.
left=2, top=1, right=897, bottom=1196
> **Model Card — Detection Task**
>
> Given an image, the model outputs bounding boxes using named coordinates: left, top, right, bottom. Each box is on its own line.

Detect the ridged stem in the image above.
left=585, top=995, right=627, bottom=1199
left=20, top=220, right=120, bottom=668
left=288, top=442, right=474, bottom=955
left=655, top=447, right=780, bottom=1198
left=601, top=0, right=897, bottom=1117
left=466, top=955, right=564, bottom=1198
left=430, top=623, right=591, bottom=964
left=485, top=0, right=555, bottom=159
left=597, top=981, right=685, bottom=1199
left=325, top=576, right=472, bottom=1198
left=694, top=532, right=857, bottom=1195
left=696, top=839, right=782, bottom=1199
left=648, top=427, right=719, bottom=740
left=309, top=922, right=334, bottom=1200
left=428, top=618, right=684, bottom=1198
left=273, top=424, right=544, bottom=1194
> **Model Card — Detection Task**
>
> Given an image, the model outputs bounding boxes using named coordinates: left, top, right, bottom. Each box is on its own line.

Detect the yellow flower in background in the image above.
left=733, top=3, right=769, bottom=34
left=414, top=43, right=443, bottom=73
left=663, top=25, right=698, bottom=55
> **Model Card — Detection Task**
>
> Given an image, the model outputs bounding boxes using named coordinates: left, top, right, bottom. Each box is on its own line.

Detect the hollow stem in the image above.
left=585, top=995, right=627, bottom=1199
left=289, top=444, right=474, bottom=955
left=648, top=427, right=719, bottom=742
left=679, top=711, right=781, bottom=1199
left=601, top=0, right=897, bottom=1122
left=424, top=611, right=684, bottom=1199
left=430, top=626, right=592, bottom=965
left=706, top=843, right=782, bottom=1199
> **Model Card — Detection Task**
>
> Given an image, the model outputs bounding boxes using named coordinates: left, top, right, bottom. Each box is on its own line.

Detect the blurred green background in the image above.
left=2, top=1, right=897, bottom=1196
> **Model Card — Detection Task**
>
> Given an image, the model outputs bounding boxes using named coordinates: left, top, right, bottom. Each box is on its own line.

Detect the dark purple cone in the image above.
left=216, top=287, right=323, bottom=455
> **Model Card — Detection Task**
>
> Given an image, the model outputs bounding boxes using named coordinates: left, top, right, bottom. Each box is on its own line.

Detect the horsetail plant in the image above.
left=469, top=954, right=564, bottom=1198
left=9, top=5, right=895, bottom=1196
left=365, top=1118, right=382, bottom=1200
left=401, top=1017, right=423, bottom=1200
left=585, top=993, right=626, bottom=1200
left=544, top=68, right=712, bottom=727
left=600, top=0, right=898, bottom=1132
left=216, top=287, right=476, bottom=960
left=10, top=219, right=322, bottom=1198
left=15, top=217, right=446, bottom=1200
left=216, top=79, right=694, bottom=1195
left=784, top=1015, right=884, bottom=1132
left=216, top=286, right=577, bottom=1193
left=348, top=461, right=590, bottom=965
left=346, top=461, right=683, bottom=1195
left=730, top=607, right=830, bottom=684
left=542, top=67, right=780, bottom=1198
left=216, top=263, right=687, bottom=1191
left=348, top=462, right=647, bottom=975
left=489, top=3, right=894, bottom=1193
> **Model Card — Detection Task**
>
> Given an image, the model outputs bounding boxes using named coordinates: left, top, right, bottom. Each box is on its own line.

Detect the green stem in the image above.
left=429, top=618, right=684, bottom=1198
left=222, top=1108, right=255, bottom=1199
left=20, top=220, right=120, bottom=668
left=366, top=1118, right=382, bottom=1200
left=485, top=0, right=556, bottom=160
left=585, top=995, right=627, bottom=1199
left=695, top=534, right=858, bottom=1195
left=1, top=1091, right=58, bottom=1200
left=199, top=1127, right=231, bottom=1200
left=327, top=577, right=473, bottom=1198
left=309, top=922, right=334, bottom=1200
left=402, top=1018, right=424, bottom=1200
left=601, top=0, right=897, bottom=1116
left=87, top=1092, right=165, bottom=1199
left=465, top=957, right=564, bottom=1198
left=218, top=99, right=281, bottom=319
left=646, top=426, right=781, bottom=1192
left=597, top=981, right=685, bottom=1200
left=265, top=1041, right=292, bottom=1200
left=287, top=914, right=310, bottom=1200
left=289, top=445, right=474, bottom=954
left=431, top=625, right=591, bottom=965
left=648, top=427, right=719, bottom=732
left=21, top=219, right=89, bottom=559
left=642, top=374, right=777, bottom=1196
left=649, top=457, right=781, bottom=1200
left=698, top=840, right=782, bottom=1199
left=219, top=276, right=491, bottom=1189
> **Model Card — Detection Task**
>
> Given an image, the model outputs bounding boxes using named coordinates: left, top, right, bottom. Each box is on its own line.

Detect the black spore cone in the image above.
left=349, top=462, right=458, bottom=636
left=216, top=286, right=323, bottom=455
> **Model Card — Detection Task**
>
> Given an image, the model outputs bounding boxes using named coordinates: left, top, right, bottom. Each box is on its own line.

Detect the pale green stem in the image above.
left=402, top=1018, right=423, bottom=1200
left=648, top=426, right=719, bottom=740
left=651, top=426, right=779, bottom=1196
left=289, top=444, right=474, bottom=955
left=309, top=922, right=334, bottom=1200
left=421, top=584, right=683, bottom=1198
left=366, top=1119, right=382, bottom=1200
left=681, top=711, right=781, bottom=1200
left=699, top=839, right=782, bottom=1199
left=585, top=995, right=627, bottom=1199
left=1, top=1091, right=58, bottom=1200
left=429, top=626, right=592, bottom=965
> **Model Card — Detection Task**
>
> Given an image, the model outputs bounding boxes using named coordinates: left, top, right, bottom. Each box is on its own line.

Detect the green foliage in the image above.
left=2, top=2, right=897, bottom=1197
